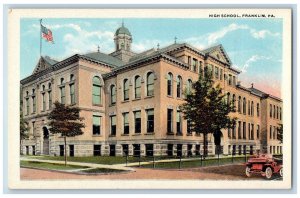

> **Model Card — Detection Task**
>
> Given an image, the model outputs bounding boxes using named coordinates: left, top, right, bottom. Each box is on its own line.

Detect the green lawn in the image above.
left=80, top=168, right=128, bottom=174
left=138, top=156, right=247, bottom=169
left=20, top=160, right=88, bottom=170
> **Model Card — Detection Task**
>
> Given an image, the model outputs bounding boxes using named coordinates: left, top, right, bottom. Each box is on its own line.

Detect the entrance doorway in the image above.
left=59, top=145, right=64, bottom=156
left=69, top=145, right=74, bottom=157
left=109, top=145, right=116, bottom=156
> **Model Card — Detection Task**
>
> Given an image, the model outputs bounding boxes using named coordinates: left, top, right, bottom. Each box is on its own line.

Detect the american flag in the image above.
left=41, top=24, right=54, bottom=43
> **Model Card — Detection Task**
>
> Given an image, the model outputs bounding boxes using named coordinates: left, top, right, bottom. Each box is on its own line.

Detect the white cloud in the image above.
left=250, top=29, right=280, bottom=39
left=235, top=55, right=272, bottom=73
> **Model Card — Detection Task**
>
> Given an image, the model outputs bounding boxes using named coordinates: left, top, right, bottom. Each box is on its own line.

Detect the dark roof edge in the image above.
left=237, top=85, right=282, bottom=102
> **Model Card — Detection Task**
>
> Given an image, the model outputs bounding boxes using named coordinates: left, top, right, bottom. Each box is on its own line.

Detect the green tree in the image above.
left=48, top=101, right=85, bottom=165
left=277, top=123, right=283, bottom=144
left=180, top=69, right=236, bottom=157
left=20, top=113, right=30, bottom=154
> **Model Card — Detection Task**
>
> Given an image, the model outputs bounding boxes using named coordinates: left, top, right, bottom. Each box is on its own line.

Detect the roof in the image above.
left=248, top=87, right=282, bottom=102
left=43, top=56, right=58, bottom=65
left=202, top=44, right=232, bottom=65
left=115, top=24, right=131, bottom=36
left=82, top=52, right=124, bottom=67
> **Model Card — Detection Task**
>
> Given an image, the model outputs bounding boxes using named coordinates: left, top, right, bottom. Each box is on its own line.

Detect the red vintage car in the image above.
left=245, top=154, right=283, bottom=179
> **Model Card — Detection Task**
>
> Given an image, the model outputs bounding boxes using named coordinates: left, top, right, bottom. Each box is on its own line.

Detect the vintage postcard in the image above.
left=7, top=8, right=292, bottom=189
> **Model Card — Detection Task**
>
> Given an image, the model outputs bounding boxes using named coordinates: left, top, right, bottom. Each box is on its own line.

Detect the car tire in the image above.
left=245, top=166, right=251, bottom=177
left=279, top=168, right=283, bottom=177
left=265, top=167, right=273, bottom=179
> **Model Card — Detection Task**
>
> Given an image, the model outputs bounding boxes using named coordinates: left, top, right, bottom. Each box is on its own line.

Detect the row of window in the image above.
left=228, top=121, right=260, bottom=140
left=269, top=125, right=280, bottom=140
left=232, top=94, right=260, bottom=117
left=166, top=73, right=192, bottom=98
left=270, top=145, right=282, bottom=154
left=270, top=104, right=282, bottom=120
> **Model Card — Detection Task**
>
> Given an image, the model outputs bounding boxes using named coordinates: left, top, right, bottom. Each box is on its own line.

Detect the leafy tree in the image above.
left=277, top=123, right=283, bottom=144
left=20, top=112, right=30, bottom=154
left=180, top=69, right=236, bottom=157
left=48, top=101, right=85, bottom=165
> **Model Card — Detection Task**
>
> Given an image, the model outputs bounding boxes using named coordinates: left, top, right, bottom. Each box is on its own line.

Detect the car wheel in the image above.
left=265, top=167, right=273, bottom=179
left=279, top=168, right=283, bottom=177
left=245, top=166, right=251, bottom=177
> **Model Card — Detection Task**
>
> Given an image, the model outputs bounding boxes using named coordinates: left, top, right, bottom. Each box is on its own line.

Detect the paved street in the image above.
left=21, top=164, right=267, bottom=180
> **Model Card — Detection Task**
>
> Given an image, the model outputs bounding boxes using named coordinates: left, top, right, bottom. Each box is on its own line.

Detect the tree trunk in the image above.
left=203, top=133, right=207, bottom=159
left=64, top=136, right=67, bottom=166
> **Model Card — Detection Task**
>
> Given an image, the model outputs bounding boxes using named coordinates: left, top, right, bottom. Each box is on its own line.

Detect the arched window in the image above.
left=70, top=74, right=75, bottom=81
left=187, top=79, right=193, bottom=95
left=60, top=78, right=64, bottom=84
left=123, top=79, right=129, bottom=100
left=92, top=76, right=101, bottom=105
left=42, top=85, right=45, bottom=91
left=176, top=75, right=182, bottom=98
left=238, top=96, right=241, bottom=113
left=232, top=94, right=236, bottom=110
left=257, top=103, right=260, bottom=117
left=167, top=73, right=173, bottom=96
left=251, top=101, right=254, bottom=116
left=48, top=83, right=51, bottom=89
left=134, top=76, right=141, bottom=99
left=243, top=97, right=246, bottom=114
left=147, top=72, right=155, bottom=96
left=110, top=84, right=116, bottom=105
left=270, top=104, right=272, bottom=118
left=227, top=92, right=231, bottom=106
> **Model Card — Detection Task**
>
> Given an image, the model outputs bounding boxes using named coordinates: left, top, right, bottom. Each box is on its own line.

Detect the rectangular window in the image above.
left=270, top=125, right=272, bottom=139
left=251, top=124, right=254, bottom=140
left=257, top=125, right=260, bottom=139
left=248, top=123, right=251, bottom=140
left=232, top=123, right=236, bottom=138
left=134, top=111, right=141, bottom=133
left=26, top=98, right=29, bottom=115
left=187, top=56, right=191, bottom=66
left=92, top=85, right=101, bottom=105
left=273, top=126, right=276, bottom=140
left=93, top=115, right=101, bottom=135
left=42, top=93, right=46, bottom=111
left=70, top=83, right=75, bottom=104
left=146, top=109, right=154, bottom=133
left=238, top=121, right=241, bottom=139
left=48, top=91, right=52, bottom=109
left=93, top=145, right=101, bottom=156
left=32, top=96, right=36, bottom=113
left=257, top=103, right=260, bottom=117
left=228, top=74, right=232, bottom=85
left=248, top=100, right=251, bottom=115
left=110, top=116, right=116, bottom=136
left=228, top=128, right=231, bottom=139
left=123, top=112, right=129, bottom=134
left=167, top=109, right=173, bottom=133
left=215, top=67, right=219, bottom=79
left=60, top=86, right=65, bottom=104
left=280, top=107, right=282, bottom=120
left=176, top=110, right=182, bottom=135
left=270, top=104, right=272, bottom=118
left=233, top=76, right=236, bottom=85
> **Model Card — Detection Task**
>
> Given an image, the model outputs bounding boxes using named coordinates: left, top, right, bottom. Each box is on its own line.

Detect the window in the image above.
left=42, top=85, right=45, bottom=91
left=60, top=78, right=64, bottom=84
left=228, top=127, right=231, bottom=138
left=220, top=69, right=223, bottom=80
left=70, top=83, right=75, bottom=104
left=280, top=107, right=282, bottom=120
left=251, top=101, right=254, bottom=116
left=277, top=106, right=279, bottom=119
left=251, top=124, right=254, bottom=140
left=93, top=145, right=101, bottom=156
left=92, top=76, right=101, bottom=105
left=187, top=79, right=193, bottom=95
left=270, top=104, right=272, bottom=118
left=70, top=74, right=75, bottom=81
left=243, top=122, right=246, bottom=139
left=257, top=125, right=260, bottom=139
left=232, top=94, right=236, bottom=110
left=233, top=76, right=236, bottom=85
left=228, top=74, right=232, bottom=85
left=176, top=110, right=182, bottom=135
left=257, top=103, right=260, bottom=117
left=238, top=121, right=241, bottom=139
left=243, top=98, right=246, bottom=114
left=167, top=73, right=173, bottom=96
left=192, top=58, right=197, bottom=72
left=248, top=123, right=251, bottom=140
left=146, top=109, right=154, bottom=133
left=134, top=76, right=141, bottom=99
left=48, top=90, right=52, bottom=109
left=167, top=109, right=173, bottom=133
left=42, top=93, right=46, bottom=111
left=199, top=61, right=203, bottom=75
left=26, top=98, right=29, bottom=115
left=273, top=126, right=276, bottom=140
left=110, top=85, right=116, bottom=105
left=270, top=125, right=272, bottom=139
left=227, top=92, right=231, bottom=106
left=32, top=96, right=36, bottom=113
left=48, top=83, right=51, bottom=89
left=110, top=116, right=116, bottom=136
left=273, top=105, right=276, bottom=118
left=215, top=67, right=219, bottom=79
left=248, top=100, right=251, bottom=115
left=238, top=96, right=241, bottom=113
left=93, top=115, right=101, bottom=135
left=187, top=56, right=191, bottom=65
left=134, top=111, right=141, bottom=133
left=60, top=86, right=65, bottom=104
left=232, top=122, right=236, bottom=138
left=176, top=75, right=182, bottom=98
left=147, top=72, right=155, bottom=96
left=123, top=113, right=129, bottom=134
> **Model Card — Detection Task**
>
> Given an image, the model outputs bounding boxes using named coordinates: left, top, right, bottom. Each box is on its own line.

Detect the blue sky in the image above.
left=20, top=18, right=283, bottom=97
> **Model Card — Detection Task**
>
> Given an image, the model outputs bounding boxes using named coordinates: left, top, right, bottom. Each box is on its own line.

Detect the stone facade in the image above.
left=20, top=24, right=283, bottom=157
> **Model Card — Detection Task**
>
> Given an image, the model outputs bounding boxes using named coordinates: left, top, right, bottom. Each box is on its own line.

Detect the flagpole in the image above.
left=40, top=19, right=42, bottom=58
